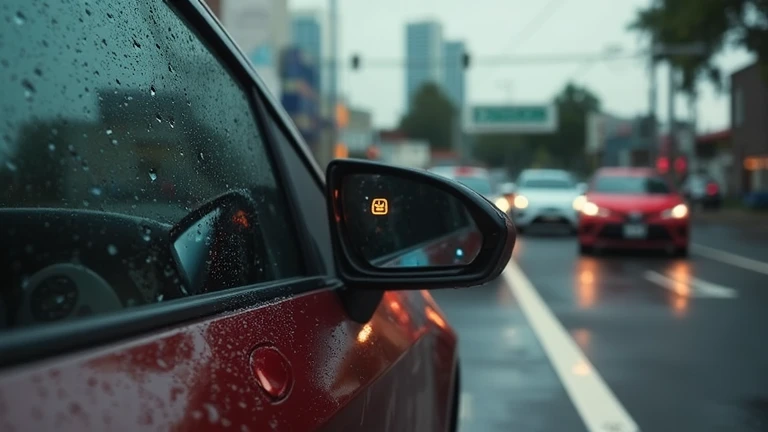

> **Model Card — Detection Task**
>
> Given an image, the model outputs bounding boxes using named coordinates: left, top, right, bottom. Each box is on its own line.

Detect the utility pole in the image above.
left=647, top=40, right=658, bottom=168
left=667, top=64, right=678, bottom=184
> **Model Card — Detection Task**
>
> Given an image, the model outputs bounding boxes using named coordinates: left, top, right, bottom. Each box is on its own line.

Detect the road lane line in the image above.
left=459, top=392, right=473, bottom=420
left=643, top=271, right=737, bottom=298
left=504, top=261, right=639, bottom=432
left=692, top=243, right=768, bottom=276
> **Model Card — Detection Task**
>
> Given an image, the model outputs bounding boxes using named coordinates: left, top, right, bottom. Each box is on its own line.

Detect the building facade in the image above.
left=730, top=62, right=768, bottom=196
left=280, top=47, right=321, bottom=150
left=442, top=41, right=465, bottom=112
left=405, top=21, right=443, bottom=111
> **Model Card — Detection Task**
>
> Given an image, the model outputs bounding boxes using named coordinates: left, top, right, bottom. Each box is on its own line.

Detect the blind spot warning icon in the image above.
left=371, top=198, right=388, bottom=215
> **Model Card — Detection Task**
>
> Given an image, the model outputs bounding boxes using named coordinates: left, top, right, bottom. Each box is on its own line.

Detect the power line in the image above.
left=336, top=51, right=644, bottom=69
left=501, top=0, right=567, bottom=54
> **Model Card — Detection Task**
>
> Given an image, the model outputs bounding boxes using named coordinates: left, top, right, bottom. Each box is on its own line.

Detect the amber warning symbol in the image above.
left=371, top=198, right=388, bottom=215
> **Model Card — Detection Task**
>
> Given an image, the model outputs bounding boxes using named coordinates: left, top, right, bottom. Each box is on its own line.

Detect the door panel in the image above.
left=0, top=288, right=457, bottom=431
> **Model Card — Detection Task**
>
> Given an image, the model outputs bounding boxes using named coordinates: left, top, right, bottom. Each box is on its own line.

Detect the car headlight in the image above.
left=572, top=195, right=587, bottom=211
left=513, top=195, right=529, bottom=209
left=581, top=201, right=611, bottom=217
left=661, top=203, right=688, bottom=219
left=494, top=197, right=510, bottom=212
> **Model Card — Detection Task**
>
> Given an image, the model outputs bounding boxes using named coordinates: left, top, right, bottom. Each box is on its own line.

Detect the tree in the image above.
left=629, top=0, right=768, bottom=93
left=399, top=83, right=457, bottom=150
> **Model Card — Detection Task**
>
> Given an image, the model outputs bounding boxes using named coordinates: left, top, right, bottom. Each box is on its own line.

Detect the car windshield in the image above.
left=593, top=175, right=671, bottom=194
left=453, top=176, right=493, bottom=195
left=520, top=178, right=574, bottom=189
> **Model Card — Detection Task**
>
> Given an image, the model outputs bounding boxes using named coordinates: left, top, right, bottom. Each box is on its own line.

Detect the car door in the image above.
left=0, top=1, right=457, bottom=431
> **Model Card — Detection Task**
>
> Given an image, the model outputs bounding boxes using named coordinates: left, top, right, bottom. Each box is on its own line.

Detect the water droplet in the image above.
left=81, top=160, right=89, bottom=171
left=33, top=68, right=42, bottom=77
left=85, top=9, right=92, bottom=16
left=21, top=79, right=35, bottom=100
left=148, top=169, right=157, bottom=182
left=198, top=152, right=204, bottom=162
left=150, top=85, right=156, bottom=96
left=5, top=161, right=18, bottom=171
left=14, top=11, right=25, bottom=25
left=107, top=12, right=114, bottom=20
left=107, top=244, right=118, bottom=256
left=168, top=63, right=174, bottom=73
left=111, top=139, right=118, bottom=145
left=168, top=117, right=175, bottom=128
left=132, top=39, right=141, bottom=49
left=155, top=114, right=162, bottom=123
left=203, top=404, right=219, bottom=423
left=48, top=143, right=56, bottom=151
left=82, top=199, right=90, bottom=207
left=90, top=187, right=102, bottom=196
left=140, top=226, right=151, bottom=242
left=106, top=129, right=113, bottom=135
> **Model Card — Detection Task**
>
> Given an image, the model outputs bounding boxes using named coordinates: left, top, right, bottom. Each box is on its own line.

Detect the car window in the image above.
left=592, top=175, right=672, bottom=194
left=0, top=0, right=302, bottom=333
left=520, top=178, right=574, bottom=189
left=453, top=176, right=493, bottom=195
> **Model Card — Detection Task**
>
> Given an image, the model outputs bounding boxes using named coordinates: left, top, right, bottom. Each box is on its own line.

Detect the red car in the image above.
left=0, top=1, right=516, bottom=431
left=577, top=168, right=690, bottom=256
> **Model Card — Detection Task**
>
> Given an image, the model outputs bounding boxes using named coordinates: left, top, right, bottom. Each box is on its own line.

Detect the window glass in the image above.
left=520, top=178, right=575, bottom=189
left=592, top=176, right=672, bottom=194
left=452, top=176, right=493, bottom=195
left=0, top=0, right=301, bottom=332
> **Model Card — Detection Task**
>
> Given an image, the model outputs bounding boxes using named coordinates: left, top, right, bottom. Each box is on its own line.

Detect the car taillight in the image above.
left=455, top=166, right=474, bottom=176
left=706, top=183, right=718, bottom=195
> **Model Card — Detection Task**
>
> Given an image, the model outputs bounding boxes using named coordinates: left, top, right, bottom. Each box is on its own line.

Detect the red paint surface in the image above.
left=249, top=346, right=292, bottom=401
left=0, top=289, right=457, bottom=432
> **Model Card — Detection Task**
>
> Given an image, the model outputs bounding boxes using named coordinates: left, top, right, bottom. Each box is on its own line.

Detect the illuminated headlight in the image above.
left=661, top=203, right=689, bottom=219
left=581, top=201, right=610, bottom=217
left=494, top=197, right=510, bottom=212
left=513, top=195, right=529, bottom=209
left=572, top=195, right=587, bottom=211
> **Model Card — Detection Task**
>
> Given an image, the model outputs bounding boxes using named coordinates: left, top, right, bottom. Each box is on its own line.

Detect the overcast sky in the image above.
left=289, top=0, right=754, bottom=132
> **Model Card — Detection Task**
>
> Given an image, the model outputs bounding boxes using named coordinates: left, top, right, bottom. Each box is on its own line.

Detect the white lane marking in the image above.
left=459, top=392, right=473, bottom=420
left=643, top=271, right=737, bottom=298
left=504, top=261, right=639, bottom=432
left=692, top=243, right=768, bottom=276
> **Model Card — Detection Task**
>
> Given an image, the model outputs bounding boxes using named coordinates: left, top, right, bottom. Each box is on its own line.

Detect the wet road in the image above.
left=432, top=218, right=768, bottom=432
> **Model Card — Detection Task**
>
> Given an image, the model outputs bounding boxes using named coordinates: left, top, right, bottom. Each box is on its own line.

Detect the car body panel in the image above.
left=0, top=288, right=457, bottom=431
left=512, top=188, right=580, bottom=229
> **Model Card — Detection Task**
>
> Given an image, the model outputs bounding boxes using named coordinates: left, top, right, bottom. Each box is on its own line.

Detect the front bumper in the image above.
left=513, top=205, right=578, bottom=229
left=578, top=214, right=689, bottom=250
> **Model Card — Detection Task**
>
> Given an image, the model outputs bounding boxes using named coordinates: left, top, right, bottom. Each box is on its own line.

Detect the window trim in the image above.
left=0, top=0, right=338, bottom=367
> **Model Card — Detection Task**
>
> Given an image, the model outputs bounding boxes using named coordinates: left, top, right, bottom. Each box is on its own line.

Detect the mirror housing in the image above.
left=325, top=159, right=516, bottom=290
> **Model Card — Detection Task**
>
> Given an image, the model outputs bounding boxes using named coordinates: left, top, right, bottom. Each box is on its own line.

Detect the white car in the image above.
left=511, top=169, right=584, bottom=234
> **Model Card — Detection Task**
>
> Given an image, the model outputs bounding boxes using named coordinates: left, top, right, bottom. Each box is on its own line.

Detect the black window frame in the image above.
left=0, top=0, right=340, bottom=368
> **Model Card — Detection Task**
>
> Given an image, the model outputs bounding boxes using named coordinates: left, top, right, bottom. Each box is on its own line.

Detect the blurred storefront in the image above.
left=731, top=62, right=768, bottom=198
left=695, top=129, right=733, bottom=196
left=279, top=47, right=320, bottom=155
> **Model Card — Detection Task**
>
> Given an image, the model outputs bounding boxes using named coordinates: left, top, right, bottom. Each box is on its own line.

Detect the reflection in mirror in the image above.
left=341, top=174, right=483, bottom=268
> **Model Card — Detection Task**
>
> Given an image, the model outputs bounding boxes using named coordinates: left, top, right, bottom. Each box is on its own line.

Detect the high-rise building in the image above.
left=405, top=21, right=443, bottom=111
left=291, top=9, right=331, bottom=115
left=442, top=41, right=465, bottom=112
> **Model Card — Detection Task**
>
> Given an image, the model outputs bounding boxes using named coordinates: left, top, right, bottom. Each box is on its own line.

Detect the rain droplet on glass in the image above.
left=14, top=11, right=25, bottom=25
left=21, top=79, right=35, bottom=99
left=148, top=169, right=157, bottom=182
left=150, top=85, right=156, bottom=96
left=107, top=244, right=118, bottom=256
left=90, top=187, right=102, bottom=196
left=106, top=129, right=113, bottom=135
left=140, top=225, right=151, bottom=242
left=155, top=114, right=162, bottom=123
left=5, top=161, right=18, bottom=172
left=48, top=143, right=56, bottom=151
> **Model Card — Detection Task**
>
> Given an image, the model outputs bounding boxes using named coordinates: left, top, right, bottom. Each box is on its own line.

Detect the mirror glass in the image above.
left=340, top=174, right=483, bottom=268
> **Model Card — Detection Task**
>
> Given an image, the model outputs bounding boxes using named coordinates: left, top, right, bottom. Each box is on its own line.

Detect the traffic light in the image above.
left=462, top=53, right=470, bottom=69
left=351, top=54, right=360, bottom=70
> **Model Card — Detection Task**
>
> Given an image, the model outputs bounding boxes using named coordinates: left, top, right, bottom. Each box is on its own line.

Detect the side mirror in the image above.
left=577, top=182, right=588, bottom=194
left=325, top=159, right=515, bottom=290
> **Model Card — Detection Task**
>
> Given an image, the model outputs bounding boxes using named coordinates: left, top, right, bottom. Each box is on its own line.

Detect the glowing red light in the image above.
left=656, top=157, right=669, bottom=173
left=706, top=183, right=719, bottom=195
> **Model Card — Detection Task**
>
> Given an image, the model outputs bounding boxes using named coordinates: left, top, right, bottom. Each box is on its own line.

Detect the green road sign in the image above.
left=464, top=104, right=557, bottom=134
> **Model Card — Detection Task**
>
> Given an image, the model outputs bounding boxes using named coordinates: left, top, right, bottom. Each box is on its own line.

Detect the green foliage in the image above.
left=399, top=83, right=457, bottom=150
left=629, top=0, right=768, bottom=92
left=473, top=82, right=600, bottom=175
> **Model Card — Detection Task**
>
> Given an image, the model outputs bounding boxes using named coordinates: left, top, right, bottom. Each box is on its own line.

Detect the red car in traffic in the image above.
left=0, top=1, right=516, bottom=431
left=577, top=168, right=690, bottom=256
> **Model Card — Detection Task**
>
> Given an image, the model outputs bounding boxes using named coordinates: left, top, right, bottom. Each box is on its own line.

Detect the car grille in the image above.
left=597, top=223, right=672, bottom=240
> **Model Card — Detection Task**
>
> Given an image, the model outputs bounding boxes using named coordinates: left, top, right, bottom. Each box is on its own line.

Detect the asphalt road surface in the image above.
left=432, top=217, right=768, bottom=432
